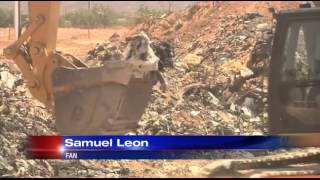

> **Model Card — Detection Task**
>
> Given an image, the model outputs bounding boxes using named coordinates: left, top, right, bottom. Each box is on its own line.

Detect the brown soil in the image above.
left=129, top=1, right=299, bottom=52
left=0, top=26, right=130, bottom=59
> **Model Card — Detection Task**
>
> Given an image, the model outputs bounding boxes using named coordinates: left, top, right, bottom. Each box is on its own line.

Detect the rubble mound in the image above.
left=0, top=61, right=136, bottom=177
left=135, top=11, right=276, bottom=136
left=3, top=1, right=317, bottom=178
left=0, top=61, right=55, bottom=177
left=129, top=1, right=298, bottom=47
left=86, top=38, right=126, bottom=62
left=120, top=1, right=299, bottom=136
left=85, top=34, right=175, bottom=71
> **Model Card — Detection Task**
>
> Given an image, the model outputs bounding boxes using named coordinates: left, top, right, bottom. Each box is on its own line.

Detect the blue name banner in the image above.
left=59, top=136, right=289, bottom=159
left=27, top=135, right=320, bottom=159
left=62, top=136, right=288, bottom=151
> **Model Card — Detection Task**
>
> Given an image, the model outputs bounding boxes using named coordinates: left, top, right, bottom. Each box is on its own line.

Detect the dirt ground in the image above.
left=0, top=26, right=130, bottom=59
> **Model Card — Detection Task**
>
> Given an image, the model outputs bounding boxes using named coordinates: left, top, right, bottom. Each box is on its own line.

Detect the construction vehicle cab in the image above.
left=268, top=7, right=320, bottom=134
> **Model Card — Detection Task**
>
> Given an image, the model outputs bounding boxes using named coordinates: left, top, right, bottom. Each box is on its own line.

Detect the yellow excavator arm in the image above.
left=3, top=1, right=162, bottom=135
left=4, top=1, right=63, bottom=108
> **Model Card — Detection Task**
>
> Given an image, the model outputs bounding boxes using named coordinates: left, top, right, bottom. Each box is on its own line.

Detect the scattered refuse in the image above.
left=1, top=1, right=313, bottom=178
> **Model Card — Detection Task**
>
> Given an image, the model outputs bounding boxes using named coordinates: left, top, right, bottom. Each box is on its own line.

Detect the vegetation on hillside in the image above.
left=59, top=5, right=124, bottom=27
left=60, top=4, right=170, bottom=28
left=0, top=8, right=29, bottom=28
left=0, top=8, right=13, bottom=27
left=133, top=4, right=170, bottom=24
left=0, top=5, right=170, bottom=28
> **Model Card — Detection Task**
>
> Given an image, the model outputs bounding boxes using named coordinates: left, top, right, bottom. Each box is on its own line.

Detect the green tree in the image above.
left=0, top=8, right=14, bottom=27
left=134, top=5, right=169, bottom=24
left=59, top=4, right=123, bottom=28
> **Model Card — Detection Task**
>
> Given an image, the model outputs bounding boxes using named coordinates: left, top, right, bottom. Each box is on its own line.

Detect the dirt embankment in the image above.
left=129, top=1, right=298, bottom=49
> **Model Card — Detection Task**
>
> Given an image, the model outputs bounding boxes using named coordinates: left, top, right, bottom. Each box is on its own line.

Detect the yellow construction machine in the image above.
left=3, top=1, right=320, bottom=139
left=3, top=1, right=163, bottom=135
left=268, top=2, right=320, bottom=135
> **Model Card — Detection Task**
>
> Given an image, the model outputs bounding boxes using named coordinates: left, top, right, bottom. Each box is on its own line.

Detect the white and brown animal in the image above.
left=125, top=32, right=167, bottom=91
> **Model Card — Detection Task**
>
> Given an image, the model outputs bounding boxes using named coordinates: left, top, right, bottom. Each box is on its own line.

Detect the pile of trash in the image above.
left=86, top=34, right=127, bottom=63
left=0, top=60, right=55, bottom=177
left=85, top=33, right=175, bottom=71
left=81, top=0, right=297, bottom=157
left=0, top=60, right=136, bottom=177
left=116, top=2, right=298, bottom=137
left=1, top=1, right=312, bottom=178
left=131, top=12, right=274, bottom=136
left=84, top=11, right=273, bottom=135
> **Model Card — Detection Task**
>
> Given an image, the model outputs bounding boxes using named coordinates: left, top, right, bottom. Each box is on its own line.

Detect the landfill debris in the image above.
left=133, top=8, right=277, bottom=137
left=183, top=53, right=202, bottom=67
left=150, top=40, right=175, bottom=71
left=86, top=39, right=126, bottom=63
left=0, top=71, right=17, bottom=89
left=0, top=60, right=145, bottom=178
left=86, top=33, right=175, bottom=71
left=2, top=1, right=318, bottom=178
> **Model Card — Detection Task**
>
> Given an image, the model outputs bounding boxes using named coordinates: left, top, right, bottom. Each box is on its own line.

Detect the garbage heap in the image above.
left=89, top=1, right=299, bottom=137
left=1, top=1, right=308, bottom=178
left=84, top=4, right=280, bottom=136
left=86, top=33, right=175, bottom=71
left=134, top=12, right=273, bottom=136
left=0, top=59, right=151, bottom=177
left=83, top=2, right=289, bottom=136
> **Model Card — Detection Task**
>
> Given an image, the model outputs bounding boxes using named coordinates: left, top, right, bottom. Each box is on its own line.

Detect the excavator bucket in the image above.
left=52, top=58, right=160, bottom=135
left=4, top=1, right=163, bottom=135
left=51, top=31, right=162, bottom=135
